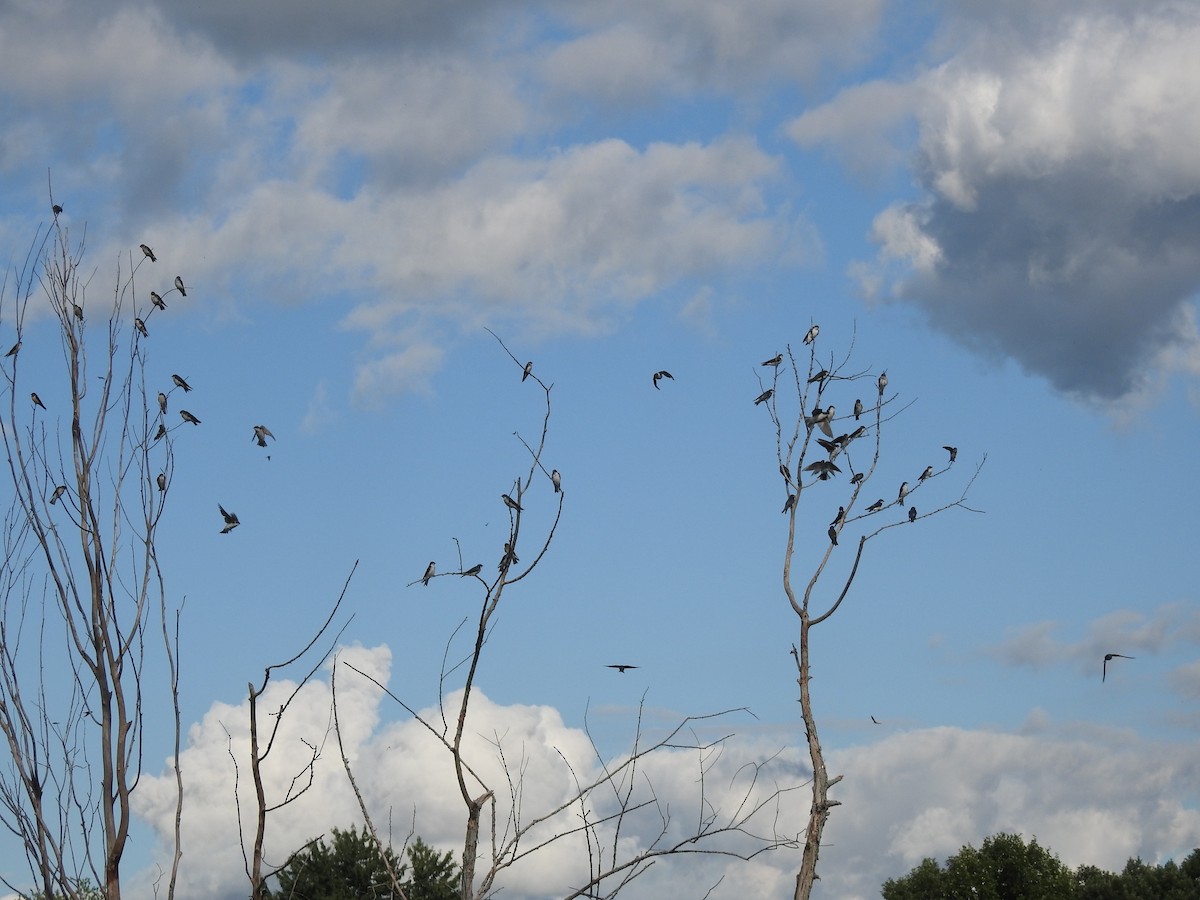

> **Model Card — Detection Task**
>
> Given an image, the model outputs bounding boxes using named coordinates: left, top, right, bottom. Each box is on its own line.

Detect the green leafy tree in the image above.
left=882, top=833, right=1076, bottom=900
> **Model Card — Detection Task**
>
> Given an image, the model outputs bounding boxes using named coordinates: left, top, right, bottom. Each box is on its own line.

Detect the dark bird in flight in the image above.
left=522, top=361, right=532, bottom=381
left=252, top=425, right=275, bottom=447
left=782, top=493, right=795, bottom=514
left=830, top=506, right=846, bottom=528
left=157, top=392, right=167, bottom=414
left=944, top=445, right=958, bottom=463
left=462, top=564, right=483, bottom=577
left=897, top=481, right=909, bottom=504
left=871, top=716, right=881, bottom=725
left=754, top=389, right=773, bottom=406
left=502, top=493, right=522, bottom=512
left=179, top=410, right=201, bottom=425
left=816, top=437, right=839, bottom=457
left=908, top=506, right=917, bottom=523
left=140, top=244, right=156, bottom=262
left=174, top=276, right=186, bottom=296
left=134, top=318, right=149, bottom=338
left=49, top=485, right=66, bottom=505
left=218, top=504, right=240, bottom=534
left=919, top=465, right=933, bottom=482
left=762, top=354, right=783, bottom=367
left=805, top=459, right=841, bottom=480
left=808, top=369, right=829, bottom=385
left=153, top=423, right=167, bottom=441
left=866, top=499, right=884, bottom=512
left=551, top=469, right=561, bottom=493
left=72, top=303, right=83, bottom=321
left=850, top=472, right=864, bottom=485
left=150, top=292, right=166, bottom=310
left=1102, top=653, right=1134, bottom=682
left=31, top=392, right=45, bottom=409
left=877, top=370, right=888, bottom=395
left=5, top=341, right=20, bottom=357
left=171, top=374, right=191, bottom=392
left=803, top=324, right=819, bottom=345
left=854, top=398, right=863, bottom=420
left=422, top=561, right=435, bottom=585
left=52, top=204, right=62, bottom=216
left=652, top=370, right=673, bottom=389
left=608, top=665, right=638, bottom=673
left=157, top=472, right=166, bottom=492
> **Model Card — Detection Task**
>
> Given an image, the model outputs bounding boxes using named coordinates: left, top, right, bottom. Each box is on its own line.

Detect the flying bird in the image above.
left=828, top=525, right=838, bottom=546
left=877, top=370, right=888, bottom=395
left=49, top=485, right=66, bottom=505
left=31, top=392, right=45, bottom=410
left=897, top=481, right=909, bottom=504
left=179, top=410, right=201, bottom=425
left=461, top=564, right=483, bottom=577
left=174, top=276, right=186, bottom=296
left=252, top=425, right=275, bottom=447
left=5, top=341, right=20, bottom=357
left=944, top=446, right=958, bottom=463
left=761, top=354, right=783, bottom=367
left=140, top=244, right=156, bottom=262
left=805, top=405, right=835, bottom=438
left=157, top=392, right=167, bottom=414
left=502, top=493, right=522, bottom=512
left=551, top=469, right=561, bottom=493
left=218, top=504, right=239, bottom=534
left=522, top=361, right=533, bottom=382
left=871, top=716, right=881, bottom=725
left=608, top=665, right=638, bottom=673
left=652, top=370, right=673, bottom=389
left=781, top=493, right=795, bottom=514
left=754, top=389, right=773, bottom=406
left=804, top=460, right=841, bottom=481
left=171, top=374, right=191, bottom=392
left=150, top=292, right=166, bottom=310
left=803, top=324, right=819, bottom=345
left=919, top=466, right=933, bottom=482
left=866, top=499, right=884, bottom=512
left=850, top=472, right=864, bottom=485
left=422, top=561, right=435, bottom=585
left=157, top=472, right=166, bottom=492
left=908, top=506, right=917, bottom=523
left=1102, top=653, right=1134, bottom=682
left=134, top=318, right=149, bottom=338
left=853, top=399, right=863, bottom=420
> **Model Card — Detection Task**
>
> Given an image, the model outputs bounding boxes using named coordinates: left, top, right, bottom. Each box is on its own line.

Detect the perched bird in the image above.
left=806, top=405, right=835, bottom=438
left=804, top=459, right=841, bottom=481
left=72, top=303, right=84, bottom=321
left=761, top=354, right=783, bottom=367
left=919, top=465, right=933, bottom=482
left=877, top=370, right=888, bottom=395
left=5, top=341, right=20, bottom=357
left=134, top=318, right=149, bottom=338
left=908, top=506, right=917, bottom=523
left=31, top=392, right=45, bottom=410
left=754, top=389, right=773, bottom=406
left=174, top=276, right=186, bottom=297
left=150, top=292, right=166, bottom=310
left=807, top=369, right=829, bottom=385
left=850, top=472, right=864, bottom=485
left=853, top=399, right=863, bottom=420
left=866, top=499, right=884, bottom=512
left=522, top=361, right=533, bottom=382
left=422, top=561, right=436, bottom=585
left=171, top=374, right=191, bottom=392
left=252, top=425, right=275, bottom=447
left=828, top=525, right=838, bottom=546
left=803, top=324, right=819, bottom=345
left=502, top=493, right=522, bottom=512
left=551, top=469, right=561, bottom=493
left=652, top=370, right=673, bottom=389
left=608, top=665, right=638, bottom=673
left=153, top=423, right=167, bottom=441
left=157, top=472, right=166, bottom=492
left=897, top=481, right=909, bottom=504
left=499, top=542, right=519, bottom=570
left=780, top=462, right=792, bottom=485
left=781, top=493, right=795, bottom=514
left=461, top=564, right=483, bottom=577
left=179, top=410, right=201, bottom=425
left=140, top=244, right=156, bottom=262
left=1102, top=653, right=1134, bottom=682
left=847, top=425, right=867, bottom=440
left=944, top=445, right=958, bottom=463
left=157, top=392, right=167, bottom=414
left=218, top=504, right=240, bottom=534
left=49, top=485, right=66, bottom=505
left=52, top=204, right=63, bottom=216
left=830, top=506, right=846, bottom=528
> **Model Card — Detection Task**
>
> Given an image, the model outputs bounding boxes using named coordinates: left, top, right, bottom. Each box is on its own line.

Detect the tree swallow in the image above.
left=31, top=392, right=45, bottom=409
left=803, top=324, right=819, bottom=345
left=866, top=499, right=884, bottom=512
left=853, top=399, right=863, bottom=420
left=150, top=292, right=166, bottom=310
left=780, top=462, right=792, bottom=485
left=754, top=389, right=774, bottom=406
left=52, top=204, right=63, bottom=216
left=174, top=276, right=186, bottom=297
left=652, top=370, right=673, bottom=389
left=804, top=460, right=841, bottom=480
left=944, top=446, right=958, bottom=463
left=551, top=469, right=561, bottom=492
left=877, top=371, right=888, bottom=395
left=805, top=405, right=835, bottom=438
left=218, top=504, right=240, bottom=533
left=5, top=341, right=20, bottom=357
left=422, top=561, right=436, bottom=585
left=502, top=493, right=522, bottom=512
left=908, top=506, right=917, bottom=523
left=608, top=664, right=638, bottom=673
left=830, top=506, right=845, bottom=527
left=171, top=374, right=191, bottom=392
left=1102, top=653, right=1134, bottom=682
left=919, top=466, right=933, bottom=481
left=808, top=369, right=829, bottom=385
left=134, top=318, right=149, bottom=338
left=782, top=493, right=796, bottom=514
left=828, top=525, right=838, bottom=545
left=897, top=481, right=908, bottom=504
left=140, top=244, right=156, bottom=262
left=762, top=354, right=783, bottom=367
left=157, top=472, right=166, bottom=492
left=158, top=392, right=167, bottom=414
left=153, top=424, right=167, bottom=441
left=252, top=425, right=275, bottom=447
left=72, top=303, right=84, bottom=321
left=522, top=361, right=533, bottom=381
left=179, top=410, right=201, bottom=425
left=49, top=485, right=66, bottom=505
left=462, top=564, right=483, bottom=577
left=850, top=472, right=864, bottom=485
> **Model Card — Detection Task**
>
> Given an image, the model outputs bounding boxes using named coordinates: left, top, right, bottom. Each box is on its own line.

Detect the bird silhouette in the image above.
left=782, top=493, right=796, bottom=514
left=174, top=276, right=186, bottom=296
left=871, top=716, right=881, bottom=725
left=828, top=525, right=838, bottom=545
left=808, top=369, right=829, bottom=385
left=140, top=244, right=156, bottom=262
left=830, top=506, right=846, bottom=527
left=502, top=493, right=522, bottom=512
left=150, top=292, right=166, bottom=310
left=1102, top=653, right=1134, bottom=682
left=134, top=318, right=149, bottom=338
left=218, top=505, right=239, bottom=534
left=52, top=204, right=63, bottom=216
left=157, top=473, right=166, bottom=492
left=897, top=481, right=909, bottom=504
left=157, top=392, right=167, bottom=414
left=853, top=399, right=863, bottom=420
left=866, top=499, right=884, bottom=512
left=171, top=374, right=191, bottom=392
left=422, top=561, right=435, bottom=585
left=522, top=361, right=532, bottom=381
left=877, top=370, right=888, bottom=395
left=762, top=354, right=783, bottom=367
left=850, top=472, right=864, bottom=485
left=71, top=303, right=83, bottom=322
left=944, top=446, right=958, bottom=463
left=551, top=469, right=561, bottom=493
left=461, top=564, right=483, bottom=577
left=499, top=542, right=519, bottom=570
left=5, top=341, right=20, bottom=357
left=780, top=462, right=792, bottom=485
left=49, top=485, right=66, bottom=505
left=179, top=410, right=201, bottom=425
left=608, top=665, right=638, bottom=673
left=908, top=506, right=917, bottom=523
left=31, top=392, right=45, bottom=410
left=153, top=423, right=167, bottom=441
left=754, top=389, right=773, bottom=406
left=919, top=465, right=933, bottom=481
left=804, top=459, right=841, bottom=480
left=652, top=370, right=673, bottom=389
left=252, top=425, right=275, bottom=447
left=803, top=324, right=819, bottom=345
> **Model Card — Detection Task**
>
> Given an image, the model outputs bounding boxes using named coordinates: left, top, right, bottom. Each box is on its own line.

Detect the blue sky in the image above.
left=1, top=0, right=1199, bottom=898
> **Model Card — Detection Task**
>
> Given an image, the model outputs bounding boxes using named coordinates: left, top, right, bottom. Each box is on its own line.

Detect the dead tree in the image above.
left=0, top=216, right=184, bottom=899
left=337, top=335, right=799, bottom=900
left=757, top=335, right=983, bottom=900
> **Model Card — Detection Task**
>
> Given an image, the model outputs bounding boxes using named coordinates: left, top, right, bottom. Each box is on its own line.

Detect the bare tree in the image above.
left=0, top=214, right=184, bottom=899
left=337, top=334, right=799, bottom=900
left=757, top=335, right=983, bottom=900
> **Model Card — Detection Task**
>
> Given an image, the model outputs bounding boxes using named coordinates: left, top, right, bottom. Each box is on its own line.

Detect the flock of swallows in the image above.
left=21, top=240, right=275, bottom=534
